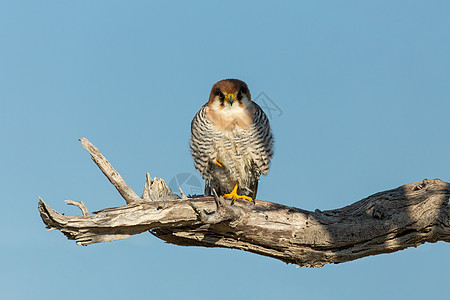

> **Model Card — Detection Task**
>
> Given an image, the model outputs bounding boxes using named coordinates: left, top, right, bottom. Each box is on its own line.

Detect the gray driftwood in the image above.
left=38, top=138, right=450, bottom=267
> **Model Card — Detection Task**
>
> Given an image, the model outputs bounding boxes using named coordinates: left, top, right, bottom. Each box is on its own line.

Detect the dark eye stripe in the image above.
left=237, top=90, right=243, bottom=100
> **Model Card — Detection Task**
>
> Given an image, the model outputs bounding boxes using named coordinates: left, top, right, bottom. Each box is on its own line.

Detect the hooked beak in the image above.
left=226, top=94, right=236, bottom=105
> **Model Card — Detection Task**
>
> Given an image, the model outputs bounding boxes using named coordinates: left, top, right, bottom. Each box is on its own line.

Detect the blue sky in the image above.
left=1, top=1, right=449, bottom=299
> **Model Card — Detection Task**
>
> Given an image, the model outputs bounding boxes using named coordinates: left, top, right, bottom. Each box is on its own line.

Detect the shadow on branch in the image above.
left=38, top=138, right=450, bottom=267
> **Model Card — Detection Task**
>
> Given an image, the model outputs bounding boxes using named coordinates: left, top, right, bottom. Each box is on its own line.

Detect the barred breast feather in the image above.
left=190, top=102, right=273, bottom=199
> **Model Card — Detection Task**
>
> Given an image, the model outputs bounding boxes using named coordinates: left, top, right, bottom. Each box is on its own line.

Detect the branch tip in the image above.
left=64, top=200, right=90, bottom=216
left=78, top=137, right=142, bottom=204
left=212, top=188, right=226, bottom=208
left=179, top=188, right=188, bottom=200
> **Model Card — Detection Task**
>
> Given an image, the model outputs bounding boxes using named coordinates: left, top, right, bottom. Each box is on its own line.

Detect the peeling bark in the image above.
left=38, top=138, right=450, bottom=267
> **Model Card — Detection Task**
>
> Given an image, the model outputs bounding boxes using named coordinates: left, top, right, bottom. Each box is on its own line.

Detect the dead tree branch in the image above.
left=38, top=138, right=450, bottom=267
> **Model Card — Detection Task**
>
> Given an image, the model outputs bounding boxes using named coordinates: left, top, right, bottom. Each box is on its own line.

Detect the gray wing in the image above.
left=246, top=102, right=274, bottom=176
left=190, top=104, right=217, bottom=179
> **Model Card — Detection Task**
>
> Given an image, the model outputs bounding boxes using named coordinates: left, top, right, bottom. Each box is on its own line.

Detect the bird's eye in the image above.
left=237, top=90, right=243, bottom=100
left=218, top=92, right=225, bottom=101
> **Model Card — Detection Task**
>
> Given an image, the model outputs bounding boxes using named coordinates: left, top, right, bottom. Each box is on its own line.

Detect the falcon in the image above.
left=190, top=79, right=274, bottom=203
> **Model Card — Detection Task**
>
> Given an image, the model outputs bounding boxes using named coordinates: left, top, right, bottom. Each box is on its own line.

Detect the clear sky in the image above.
left=1, top=1, right=449, bottom=299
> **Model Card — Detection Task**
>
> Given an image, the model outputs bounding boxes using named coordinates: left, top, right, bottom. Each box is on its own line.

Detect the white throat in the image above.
left=209, top=95, right=251, bottom=113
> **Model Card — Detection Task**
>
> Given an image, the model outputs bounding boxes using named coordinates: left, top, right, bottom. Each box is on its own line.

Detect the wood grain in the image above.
left=38, top=138, right=450, bottom=267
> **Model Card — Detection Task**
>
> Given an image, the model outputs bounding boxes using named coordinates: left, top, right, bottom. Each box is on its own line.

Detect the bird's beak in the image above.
left=226, top=94, right=236, bottom=105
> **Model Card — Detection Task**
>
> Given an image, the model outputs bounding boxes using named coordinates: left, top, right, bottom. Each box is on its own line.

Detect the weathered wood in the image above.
left=79, top=137, right=142, bottom=204
left=141, top=172, right=179, bottom=201
left=64, top=200, right=90, bottom=216
left=38, top=138, right=450, bottom=267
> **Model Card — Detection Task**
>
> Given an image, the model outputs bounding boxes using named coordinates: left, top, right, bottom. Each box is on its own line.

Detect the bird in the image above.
left=190, top=79, right=274, bottom=203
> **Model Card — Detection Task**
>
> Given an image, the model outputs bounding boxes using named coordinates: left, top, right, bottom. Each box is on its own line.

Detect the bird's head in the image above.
left=208, top=79, right=252, bottom=111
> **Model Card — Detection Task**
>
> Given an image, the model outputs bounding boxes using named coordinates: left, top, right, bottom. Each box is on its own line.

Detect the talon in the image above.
left=223, top=183, right=253, bottom=203
left=216, top=159, right=224, bottom=167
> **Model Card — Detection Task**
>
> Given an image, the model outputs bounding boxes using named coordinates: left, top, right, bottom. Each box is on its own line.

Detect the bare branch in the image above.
left=179, top=188, right=188, bottom=200
left=38, top=139, right=450, bottom=267
left=78, top=137, right=141, bottom=204
left=64, top=200, right=90, bottom=216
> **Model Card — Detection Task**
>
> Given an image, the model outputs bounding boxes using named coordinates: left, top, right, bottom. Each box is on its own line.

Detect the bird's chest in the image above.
left=207, top=107, right=255, bottom=167
left=207, top=108, right=253, bottom=131
left=214, top=130, right=251, bottom=164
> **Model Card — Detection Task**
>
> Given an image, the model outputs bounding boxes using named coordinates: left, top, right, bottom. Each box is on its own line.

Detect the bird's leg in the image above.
left=251, top=180, right=259, bottom=201
left=223, top=182, right=253, bottom=204
left=204, top=182, right=211, bottom=196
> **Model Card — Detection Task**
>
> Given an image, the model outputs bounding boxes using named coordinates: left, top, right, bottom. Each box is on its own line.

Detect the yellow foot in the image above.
left=223, top=183, right=253, bottom=203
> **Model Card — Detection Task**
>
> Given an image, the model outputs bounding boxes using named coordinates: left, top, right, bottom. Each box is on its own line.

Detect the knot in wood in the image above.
left=372, top=204, right=386, bottom=220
